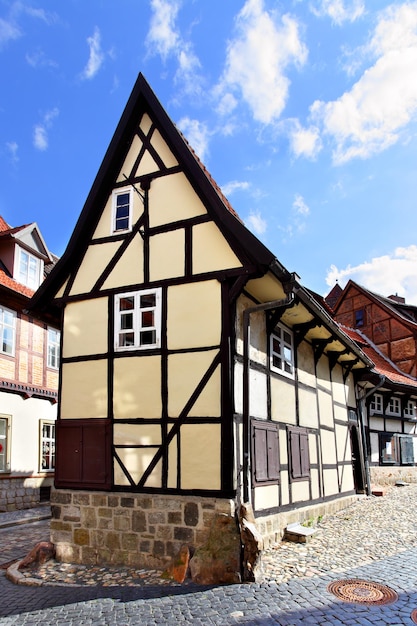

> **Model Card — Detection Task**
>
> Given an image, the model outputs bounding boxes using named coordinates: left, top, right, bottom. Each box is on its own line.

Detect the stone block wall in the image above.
left=0, top=476, right=53, bottom=512
left=50, top=489, right=236, bottom=569
left=370, top=466, right=417, bottom=485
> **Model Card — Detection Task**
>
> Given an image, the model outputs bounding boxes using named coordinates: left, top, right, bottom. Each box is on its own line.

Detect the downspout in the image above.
left=356, top=374, right=386, bottom=495
left=242, top=289, right=296, bottom=505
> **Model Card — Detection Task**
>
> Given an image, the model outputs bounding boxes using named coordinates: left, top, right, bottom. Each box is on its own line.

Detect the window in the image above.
left=380, top=433, right=415, bottom=465
left=0, top=306, right=16, bottom=356
left=387, top=397, right=401, bottom=416
left=112, top=188, right=133, bottom=233
left=40, top=421, right=55, bottom=471
left=17, top=248, right=42, bottom=289
left=270, top=324, right=294, bottom=378
left=251, top=421, right=280, bottom=484
left=404, top=400, right=416, bottom=419
left=115, top=288, right=161, bottom=351
left=288, top=426, right=310, bottom=480
left=47, top=327, right=60, bottom=369
left=370, top=393, right=383, bottom=414
left=0, top=415, right=11, bottom=472
left=355, top=309, right=365, bottom=327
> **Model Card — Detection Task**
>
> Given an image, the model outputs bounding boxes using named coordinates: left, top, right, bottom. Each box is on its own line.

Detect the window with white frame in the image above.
left=0, top=415, right=11, bottom=472
left=0, top=306, right=16, bottom=356
left=404, top=400, right=416, bottom=419
left=17, top=248, right=42, bottom=289
left=40, top=421, right=55, bottom=471
left=270, top=324, right=294, bottom=378
left=370, top=393, right=383, bottom=414
left=387, top=397, right=401, bottom=416
left=112, top=188, right=133, bottom=233
left=115, top=288, right=161, bottom=350
left=47, top=327, right=60, bottom=369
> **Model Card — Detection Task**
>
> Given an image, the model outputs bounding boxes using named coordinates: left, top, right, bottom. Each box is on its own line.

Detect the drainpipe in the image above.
left=356, top=375, right=386, bottom=496
left=242, top=289, right=296, bottom=505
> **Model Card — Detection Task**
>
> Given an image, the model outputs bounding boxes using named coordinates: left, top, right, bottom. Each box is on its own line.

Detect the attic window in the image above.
left=270, top=324, right=294, bottom=378
left=355, top=309, right=365, bottom=327
left=112, top=188, right=133, bottom=233
left=370, top=393, right=383, bottom=414
left=387, top=397, right=401, bottom=416
left=115, top=288, right=161, bottom=351
left=17, top=248, right=42, bottom=289
left=404, top=400, right=416, bottom=419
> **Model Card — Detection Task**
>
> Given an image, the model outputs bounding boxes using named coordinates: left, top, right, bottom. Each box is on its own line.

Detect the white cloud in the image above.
left=293, top=193, right=310, bottom=216
left=310, top=0, right=365, bottom=25
left=81, top=27, right=104, bottom=80
left=0, top=17, right=21, bottom=46
left=288, top=119, right=322, bottom=159
left=310, top=2, right=417, bottom=164
left=26, top=48, right=57, bottom=69
left=221, top=180, right=250, bottom=196
left=177, top=117, right=210, bottom=162
left=245, top=210, right=267, bottom=235
left=146, top=0, right=181, bottom=60
left=217, top=0, right=307, bottom=124
left=326, top=245, right=417, bottom=305
left=33, top=108, right=59, bottom=151
left=0, top=3, right=57, bottom=47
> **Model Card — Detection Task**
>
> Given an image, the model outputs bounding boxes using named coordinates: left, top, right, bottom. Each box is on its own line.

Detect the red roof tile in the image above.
left=0, top=269, right=35, bottom=298
left=0, top=216, right=10, bottom=232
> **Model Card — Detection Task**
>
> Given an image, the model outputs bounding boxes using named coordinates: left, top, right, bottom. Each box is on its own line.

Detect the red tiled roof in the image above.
left=341, top=325, right=417, bottom=388
left=0, top=223, right=31, bottom=238
left=0, top=216, right=10, bottom=232
left=0, top=268, right=35, bottom=298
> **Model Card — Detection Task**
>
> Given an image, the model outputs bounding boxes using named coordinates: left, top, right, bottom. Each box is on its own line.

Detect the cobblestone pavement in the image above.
left=0, top=487, right=417, bottom=624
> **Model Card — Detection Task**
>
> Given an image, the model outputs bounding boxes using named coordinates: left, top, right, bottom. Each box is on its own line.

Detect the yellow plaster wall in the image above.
left=136, top=149, right=160, bottom=177
left=69, top=242, right=121, bottom=295
left=323, top=468, right=339, bottom=496
left=235, top=295, right=267, bottom=365
left=63, top=298, right=108, bottom=358
left=340, top=465, right=354, bottom=493
left=310, top=468, right=320, bottom=499
left=254, top=485, right=279, bottom=510
left=180, top=424, right=221, bottom=490
left=316, top=356, right=331, bottom=391
left=168, top=432, right=178, bottom=489
left=92, top=189, right=143, bottom=240
left=54, top=278, right=68, bottom=299
left=113, top=424, right=162, bottom=445
left=298, top=388, right=319, bottom=429
left=116, top=135, right=144, bottom=183
left=114, top=448, right=162, bottom=488
left=291, top=480, right=310, bottom=503
left=113, top=356, right=161, bottom=419
left=335, top=424, right=350, bottom=461
left=192, top=221, right=241, bottom=274
left=60, top=360, right=107, bottom=419
left=245, top=273, right=286, bottom=304
left=140, top=113, right=152, bottom=135
left=332, top=365, right=347, bottom=405
left=101, top=233, right=144, bottom=290
left=149, top=229, right=185, bottom=281
left=317, top=388, right=334, bottom=429
left=386, top=418, right=402, bottom=433
left=167, top=280, right=221, bottom=350
left=150, top=129, right=178, bottom=168
left=270, top=377, right=296, bottom=424
left=320, top=429, right=337, bottom=465
left=280, top=471, right=289, bottom=505
left=297, top=342, right=316, bottom=387
left=370, top=416, right=384, bottom=431
left=168, top=350, right=221, bottom=417
left=149, top=172, right=207, bottom=228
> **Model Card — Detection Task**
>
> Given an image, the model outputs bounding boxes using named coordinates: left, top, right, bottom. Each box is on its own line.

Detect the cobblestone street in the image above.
left=1, top=487, right=417, bottom=625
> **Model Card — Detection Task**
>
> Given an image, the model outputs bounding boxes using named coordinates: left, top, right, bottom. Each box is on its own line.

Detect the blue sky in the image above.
left=1, top=0, right=417, bottom=303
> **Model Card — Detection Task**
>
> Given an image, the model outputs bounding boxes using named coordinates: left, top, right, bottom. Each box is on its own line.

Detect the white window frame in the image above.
left=40, top=420, right=55, bottom=472
left=112, top=187, right=133, bottom=234
left=387, top=396, right=401, bottom=416
left=270, top=323, right=294, bottom=379
left=370, top=393, right=383, bottom=414
left=47, top=327, right=60, bottom=369
left=114, top=288, right=161, bottom=351
left=0, top=415, right=11, bottom=473
left=0, top=305, right=16, bottom=356
left=404, top=400, right=416, bottom=419
left=16, top=247, right=43, bottom=289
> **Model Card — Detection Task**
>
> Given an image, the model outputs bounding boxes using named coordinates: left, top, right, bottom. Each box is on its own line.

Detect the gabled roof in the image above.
left=331, top=280, right=417, bottom=328
left=343, top=325, right=417, bottom=392
left=0, top=221, right=54, bottom=264
left=0, top=268, right=35, bottom=299
left=31, top=73, right=290, bottom=311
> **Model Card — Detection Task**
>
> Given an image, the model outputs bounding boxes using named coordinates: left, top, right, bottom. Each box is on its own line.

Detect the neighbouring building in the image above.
left=0, top=216, right=59, bottom=510
left=31, top=74, right=376, bottom=571
left=326, top=283, right=417, bottom=485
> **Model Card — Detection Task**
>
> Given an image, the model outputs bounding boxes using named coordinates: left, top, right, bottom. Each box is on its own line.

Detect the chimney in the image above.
left=388, top=294, right=405, bottom=304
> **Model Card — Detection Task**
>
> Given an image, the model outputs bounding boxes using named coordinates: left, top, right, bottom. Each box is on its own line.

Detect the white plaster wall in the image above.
left=0, top=392, right=57, bottom=474
left=234, top=361, right=268, bottom=419
left=370, top=432, right=379, bottom=463
left=270, top=377, right=296, bottom=424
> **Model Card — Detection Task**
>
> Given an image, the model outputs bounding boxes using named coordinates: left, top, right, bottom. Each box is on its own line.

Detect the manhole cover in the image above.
left=411, top=608, right=417, bottom=623
left=327, top=579, right=398, bottom=605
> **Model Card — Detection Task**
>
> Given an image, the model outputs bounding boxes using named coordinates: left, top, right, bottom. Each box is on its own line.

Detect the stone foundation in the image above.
left=255, top=494, right=360, bottom=548
left=50, top=489, right=236, bottom=569
left=0, top=476, right=53, bottom=512
left=370, top=466, right=417, bottom=486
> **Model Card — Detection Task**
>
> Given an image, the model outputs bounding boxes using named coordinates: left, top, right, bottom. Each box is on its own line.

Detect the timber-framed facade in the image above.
left=31, top=74, right=375, bottom=569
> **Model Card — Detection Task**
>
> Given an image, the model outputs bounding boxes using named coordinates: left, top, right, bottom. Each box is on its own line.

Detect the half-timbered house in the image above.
left=31, top=74, right=374, bottom=569
left=0, top=216, right=59, bottom=510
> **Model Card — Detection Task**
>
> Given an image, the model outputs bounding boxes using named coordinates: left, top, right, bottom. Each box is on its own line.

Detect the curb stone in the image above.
left=6, top=559, right=43, bottom=586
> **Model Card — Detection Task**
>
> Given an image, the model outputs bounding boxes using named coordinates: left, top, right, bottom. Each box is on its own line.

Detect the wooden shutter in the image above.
left=253, top=424, right=268, bottom=482
left=400, top=435, right=414, bottom=465
left=252, top=421, right=280, bottom=484
left=289, top=426, right=310, bottom=480
left=267, top=427, right=280, bottom=480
